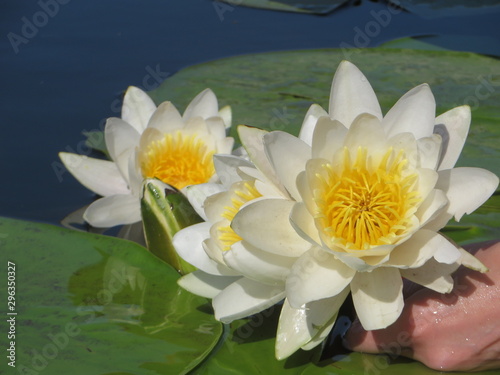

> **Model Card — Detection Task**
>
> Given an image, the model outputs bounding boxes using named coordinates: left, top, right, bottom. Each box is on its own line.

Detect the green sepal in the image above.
left=141, top=178, right=202, bottom=274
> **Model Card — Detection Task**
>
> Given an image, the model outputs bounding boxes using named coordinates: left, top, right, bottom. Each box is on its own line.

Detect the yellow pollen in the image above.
left=315, top=147, right=421, bottom=250
left=140, top=131, right=215, bottom=190
left=217, top=181, right=262, bottom=251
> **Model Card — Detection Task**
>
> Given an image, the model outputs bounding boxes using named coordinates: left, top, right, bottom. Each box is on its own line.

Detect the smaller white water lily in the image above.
left=227, top=61, right=498, bottom=359
left=173, top=126, right=313, bottom=323
left=59, top=86, right=233, bottom=227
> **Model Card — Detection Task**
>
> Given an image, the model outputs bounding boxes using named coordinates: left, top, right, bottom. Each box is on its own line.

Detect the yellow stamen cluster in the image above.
left=315, top=147, right=421, bottom=250
left=217, top=181, right=262, bottom=251
left=141, top=131, right=215, bottom=190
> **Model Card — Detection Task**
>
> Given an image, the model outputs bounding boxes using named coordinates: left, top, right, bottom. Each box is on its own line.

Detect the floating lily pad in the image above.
left=0, top=217, right=222, bottom=375
left=213, top=0, right=349, bottom=15
left=150, top=48, right=500, bottom=178
left=388, top=0, right=500, bottom=19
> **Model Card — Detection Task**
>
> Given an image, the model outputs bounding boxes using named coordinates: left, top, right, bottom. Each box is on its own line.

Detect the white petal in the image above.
left=104, top=117, right=141, bottom=181
left=311, top=117, right=348, bottom=161
left=238, top=125, right=288, bottom=197
left=178, top=271, right=241, bottom=299
left=216, top=137, right=235, bottom=155
left=121, top=86, right=156, bottom=133
left=231, top=199, right=311, bottom=257
left=343, top=113, right=386, bottom=155
left=213, top=154, right=253, bottom=189
left=275, top=289, right=349, bottom=360
left=329, top=61, right=382, bottom=125
left=213, top=278, right=285, bottom=323
left=351, top=267, right=403, bottom=330
left=286, top=247, right=355, bottom=308
left=146, top=101, right=184, bottom=133
left=185, top=183, right=226, bottom=221
left=416, top=168, right=438, bottom=201
left=173, top=223, right=225, bottom=275
left=434, top=105, right=471, bottom=170
left=385, top=229, right=459, bottom=268
left=183, top=89, right=218, bottom=120
left=436, top=167, right=499, bottom=222
left=264, top=131, right=311, bottom=201
left=417, top=134, right=442, bottom=170
left=415, top=189, right=448, bottom=226
left=298, top=104, right=329, bottom=146
left=458, top=247, right=488, bottom=273
left=289, top=201, right=321, bottom=246
left=218, top=105, right=232, bottom=128
left=383, top=84, right=436, bottom=140
left=83, top=194, right=141, bottom=227
left=400, top=258, right=458, bottom=293
left=386, top=132, right=418, bottom=169
left=59, top=152, right=129, bottom=196
left=205, top=116, right=227, bottom=141
left=223, top=241, right=296, bottom=285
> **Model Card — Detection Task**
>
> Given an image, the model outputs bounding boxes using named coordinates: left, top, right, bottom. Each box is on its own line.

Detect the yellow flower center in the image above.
left=314, top=147, right=421, bottom=250
left=217, top=181, right=262, bottom=251
left=140, top=131, right=215, bottom=190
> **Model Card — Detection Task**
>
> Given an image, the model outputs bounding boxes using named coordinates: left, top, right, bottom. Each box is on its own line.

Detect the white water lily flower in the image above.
left=173, top=126, right=313, bottom=323
left=229, top=61, right=499, bottom=359
left=59, top=86, right=233, bottom=227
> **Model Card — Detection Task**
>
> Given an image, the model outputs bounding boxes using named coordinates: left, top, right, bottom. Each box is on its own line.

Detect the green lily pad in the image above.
left=388, top=0, right=500, bottom=19
left=0, top=217, right=222, bottom=375
left=213, top=0, right=349, bottom=15
left=150, top=48, right=500, bottom=178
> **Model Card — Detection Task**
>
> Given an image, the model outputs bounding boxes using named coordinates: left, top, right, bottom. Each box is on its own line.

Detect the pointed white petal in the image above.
left=383, top=84, right=436, bottom=140
left=351, top=267, right=403, bottom=330
left=231, top=199, right=311, bottom=257
left=183, top=89, right=218, bottom=120
left=264, top=131, right=311, bottom=201
left=458, top=247, right=488, bottom=273
left=400, top=258, right=458, bottom=293
left=416, top=168, right=438, bottom=201
left=286, top=247, right=355, bottom=308
left=147, top=101, right=184, bottom=133
left=415, top=189, right=448, bottom=226
left=218, top=105, right=232, bottom=128
left=185, top=183, right=226, bottom=221
left=289, top=201, right=321, bottom=246
left=104, top=117, right=141, bottom=181
left=213, top=278, right=285, bottom=323
left=434, top=105, right=471, bottom=170
left=436, top=167, right=499, bottom=221
left=275, top=289, right=349, bottom=360
left=59, top=152, right=129, bottom=196
left=386, top=229, right=459, bottom=268
left=178, top=271, right=241, bottom=299
left=329, top=61, right=382, bottom=125
left=223, top=241, right=296, bottom=285
left=343, top=113, right=386, bottom=155
left=311, top=117, right=348, bottom=161
left=298, top=104, right=329, bottom=146
left=213, top=154, right=253, bottom=189
left=173, top=223, right=225, bottom=275
left=121, top=86, right=156, bottom=133
left=205, top=116, right=227, bottom=141
left=417, top=134, right=442, bottom=170
left=83, top=194, right=141, bottom=227
left=238, top=125, right=289, bottom=197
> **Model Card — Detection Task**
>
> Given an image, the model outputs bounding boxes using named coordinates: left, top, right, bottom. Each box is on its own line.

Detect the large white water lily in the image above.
left=59, top=86, right=233, bottom=227
left=229, top=61, right=498, bottom=359
left=173, top=126, right=313, bottom=323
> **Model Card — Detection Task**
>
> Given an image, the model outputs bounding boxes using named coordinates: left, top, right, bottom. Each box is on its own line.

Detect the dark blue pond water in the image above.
left=1, top=0, right=499, bottom=226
